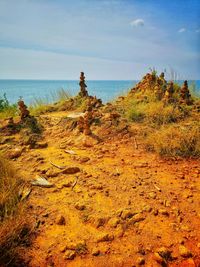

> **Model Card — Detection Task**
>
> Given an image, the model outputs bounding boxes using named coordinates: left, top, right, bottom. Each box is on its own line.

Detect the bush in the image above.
left=0, top=94, right=18, bottom=119
left=145, top=123, right=200, bottom=157
left=126, top=100, right=188, bottom=126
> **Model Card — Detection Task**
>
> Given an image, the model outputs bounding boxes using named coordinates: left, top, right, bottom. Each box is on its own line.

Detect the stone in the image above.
left=8, top=148, right=23, bottom=159
left=94, top=217, right=107, bottom=228
left=163, top=81, right=174, bottom=103
left=46, top=169, right=60, bottom=178
left=136, top=256, right=145, bottom=265
left=18, top=98, right=30, bottom=120
left=62, top=167, right=80, bottom=174
left=31, top=176, right=54, bottom=188
left=75, top=242, right=88, bottom=255
left=121, top=210, right=137, bottom=220
left=159, top=209, right=169, bottom=216
left=156, top=247, right=172, bottom=260
left=64, top=250, right=76, bottom=260
left=179, top=245, right=192, bottom=258
left=36, top=141, right=48, bottom=148
left=79, top=71, right=88, bottom=97
left=180, top=80, right=192, bottom=105
left=128, top=214, right=145, bottom=225
left=142, top=205, right=152, bottom=212
left=154, top=252, right=164, bottom=264
left=107, top=217, right=120, bottom=228
left=75, top=203, right=86, bottom=211
left=92, top=248, right=100, bottom=256
left=96, top=233, right=114, bottom=243
left=148, top=192, right=156, bottom=199
left=56, top=215, right=66, bottom=225
left=77, top=156, right=90, bottom=163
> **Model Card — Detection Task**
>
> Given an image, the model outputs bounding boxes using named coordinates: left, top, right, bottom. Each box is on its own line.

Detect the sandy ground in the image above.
left=2, top=111, right=200, bottom=267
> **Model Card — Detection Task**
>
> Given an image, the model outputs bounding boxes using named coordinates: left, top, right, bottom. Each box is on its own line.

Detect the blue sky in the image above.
left=0, top=0, right=199, bottom=80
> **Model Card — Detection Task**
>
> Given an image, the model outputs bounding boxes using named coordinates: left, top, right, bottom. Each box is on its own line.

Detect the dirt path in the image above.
left=14, top=113, right=200, bottom=267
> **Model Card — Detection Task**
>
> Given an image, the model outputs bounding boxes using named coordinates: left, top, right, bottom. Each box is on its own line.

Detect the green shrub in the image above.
left=0, top=94, right=18, bottom=119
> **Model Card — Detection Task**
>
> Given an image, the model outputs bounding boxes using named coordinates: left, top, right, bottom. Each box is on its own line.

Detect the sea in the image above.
left=0, top=80, right=199, bottom=105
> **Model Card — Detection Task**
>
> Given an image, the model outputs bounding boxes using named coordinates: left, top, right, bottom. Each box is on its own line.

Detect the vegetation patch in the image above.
left=0, top=156, right=31, bottom=266
left=0, top=94, right=18, bottom=119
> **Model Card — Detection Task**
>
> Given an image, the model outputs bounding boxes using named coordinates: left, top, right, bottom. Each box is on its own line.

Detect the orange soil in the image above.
left=3, top=112, right=200, bottom=267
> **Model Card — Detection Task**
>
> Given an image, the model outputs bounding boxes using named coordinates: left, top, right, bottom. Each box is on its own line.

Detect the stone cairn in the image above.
left=78, top=98, right=93, bottom=135
left=154, top=72, right=167, bottom=100
left=79, top=72, right=88, bottom=97
left=163, top=81, right=174, bottom=103
left=77, top=72, right=103, bottom=135
left=18, top=98, right=30, bottom=120
left=180, top=80, right=192, bottom=105
left=129, top=72, right=194, bottom=106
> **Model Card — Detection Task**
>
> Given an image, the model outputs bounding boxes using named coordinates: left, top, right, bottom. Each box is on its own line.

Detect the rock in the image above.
left=7, top=148, right=23, bottom=159
left=90, top=184, right=103, bottom=190
left=75, top=203, right=86, bottom=211
left=62, top=167, right=80, bottom=174
left=61, top=182, right=73, bottom=188
left=75, top=242, right=88, bottom=255
left=153, top=209, right=158, bottom=216
left=31, top=176, right=54, bottom=188
left=142, top=205, right=152, bottom=212
left=76, top=156, right=90, bottom=163
left=159, top=209, right=169, bottom=216
left=136, top=256, right=145, bottom=265
left=148, top=192, right=156, bottom=199
left=56, top=215, right=66, bottom=225
left=154, top=252, right=164, bottom=264
left=82, top=135, right=99, bottom=147
left=92, top=248, right=100, bottom=256
left=107, top=217, right=120, bottom=228
left=65, top=149, right=76, bottom=155
left=94, top=217, right=107, bottom=228
left=96, top=233, right=114, bottom=243
left=64, top=250, right=76, bottom=260
left=46, top=169, right=60, bottom=178
left=128, top=214, right=145, bottom=225
left=179, top=245, right=192, bottom=258
left=121, top=210, right=137, bottom=220
left=164, top=200, right=171, bottom=207
left=115, top=224, right=124, bottom=238
left=180, top=225, right=191, bottom=232
left=36, top=141, right=48, bottom=148
left=156, top=247, right=172, bottom=260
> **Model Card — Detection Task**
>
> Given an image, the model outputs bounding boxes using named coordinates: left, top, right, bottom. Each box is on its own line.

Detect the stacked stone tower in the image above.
left=79, top=72, right=88, bottom=97
left=18, top=98, right=30, bottom=120
left=163, top=81, right=174, bottom=103
left=180, top=80, right=192, bottom=105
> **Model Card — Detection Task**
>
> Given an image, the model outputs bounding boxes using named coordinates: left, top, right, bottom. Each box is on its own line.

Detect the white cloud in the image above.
left=130, top=19, right=144, bottom=27
left=178, top=28, right=186, bottom=33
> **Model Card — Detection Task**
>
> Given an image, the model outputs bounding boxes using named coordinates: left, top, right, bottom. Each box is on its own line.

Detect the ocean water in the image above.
left=0, top=80, right=199, bottom=105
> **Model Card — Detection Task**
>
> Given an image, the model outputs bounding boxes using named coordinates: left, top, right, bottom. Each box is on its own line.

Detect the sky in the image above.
left=0, top=0, right=200, bottom=80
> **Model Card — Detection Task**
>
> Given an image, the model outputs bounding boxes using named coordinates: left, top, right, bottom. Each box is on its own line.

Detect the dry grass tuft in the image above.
left=0, top=156, right=31, bottom=267
left=145, top=122, right=200, bottom=157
